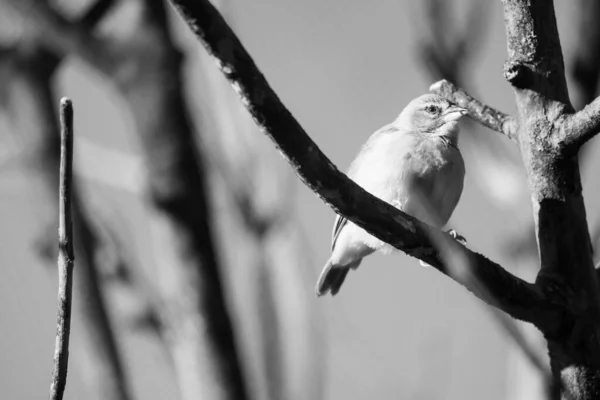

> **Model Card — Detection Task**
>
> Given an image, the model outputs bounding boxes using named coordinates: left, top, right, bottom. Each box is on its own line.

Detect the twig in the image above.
left=560, top=97, right=600, bottom=151
left=165, top=0, right=561, bottom=330
left=49, top=97, right=75, bottom=400
left=430, top=80, right=517, bottom=140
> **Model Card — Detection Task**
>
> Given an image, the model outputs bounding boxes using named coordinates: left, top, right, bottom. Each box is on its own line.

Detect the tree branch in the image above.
left=430, top=79, right=517, bottom=140
left=559, top=97, right=600, bottom=151
left=165, top=0, right=560, bottom=329
left=49, top=98, right=75, bottom=400
left=502, top=0, right=570, bottom=104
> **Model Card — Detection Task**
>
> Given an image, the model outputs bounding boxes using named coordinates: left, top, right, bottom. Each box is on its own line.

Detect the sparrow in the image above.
left=316, top=93, right=467, bottom=296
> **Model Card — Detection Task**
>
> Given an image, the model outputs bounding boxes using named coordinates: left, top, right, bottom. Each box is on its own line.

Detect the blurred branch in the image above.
left=104, top=2, right=249, bottom=399
left=96, top=217, right=166, bottom=338
left=571, top=0, right=600, bottom=111
left=430, top=80, right=517, bottom=140
left=417, top=0, right=488, bottom=85
left=488, top=310, right=550, bottom=377
left=427, top=223, right=552, bottom=381
left=165, top=0, right=560, bottom=329
left=5, top=1, right=251, bottom=398
left=0, top=44, right=132, bottom=399
left=80, top=0, right=116, bottom=28
left=49, top=98, right=75, bottom=400
left=2, top=0, right=115, bottom=73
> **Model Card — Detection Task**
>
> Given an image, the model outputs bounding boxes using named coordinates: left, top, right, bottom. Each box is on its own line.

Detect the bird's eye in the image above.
left=424, top=105, right=440, bottom=115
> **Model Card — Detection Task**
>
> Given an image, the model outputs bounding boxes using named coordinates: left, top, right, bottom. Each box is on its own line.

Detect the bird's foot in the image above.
left=447, top=229, right=467, bottom=246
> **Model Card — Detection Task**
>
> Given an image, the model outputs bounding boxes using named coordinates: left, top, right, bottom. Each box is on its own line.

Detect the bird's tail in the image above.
left=315, top=258, right=362, bottom=296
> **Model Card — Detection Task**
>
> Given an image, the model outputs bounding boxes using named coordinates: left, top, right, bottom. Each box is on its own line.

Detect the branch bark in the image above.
left=48, top=98, right=75, bottom=400
left=560, top=99, right=600, bottom=151
left=164, top=0, right=561, bottom=330
left=430, top=79, right=517, bottom=140
left=497, top=1, right=600, bottom=398
left=168, top=0, right=600, bottom=397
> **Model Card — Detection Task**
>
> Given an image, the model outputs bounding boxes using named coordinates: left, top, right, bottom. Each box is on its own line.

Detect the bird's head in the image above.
left=393, top=94, right=467, bottom=142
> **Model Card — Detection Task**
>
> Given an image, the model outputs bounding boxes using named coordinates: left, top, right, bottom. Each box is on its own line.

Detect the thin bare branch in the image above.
left=49, top=97, right=75, bottom=400
left=0, top=37, right=133, bottom=400
left=165, top=0, right=560, bottom=329
left=430, top=79, right=517, bottom=140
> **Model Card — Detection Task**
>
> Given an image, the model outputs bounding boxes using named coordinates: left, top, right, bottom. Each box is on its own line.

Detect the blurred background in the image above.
left=0, top=0, right=599, bottom=399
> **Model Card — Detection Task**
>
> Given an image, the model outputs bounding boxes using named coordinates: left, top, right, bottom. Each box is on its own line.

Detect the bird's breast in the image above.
left=393, top=138, right=465, bottom=226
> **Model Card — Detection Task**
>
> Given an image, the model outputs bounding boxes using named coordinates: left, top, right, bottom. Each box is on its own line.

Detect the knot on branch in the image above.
left=504, top=60, right=530, bottom=89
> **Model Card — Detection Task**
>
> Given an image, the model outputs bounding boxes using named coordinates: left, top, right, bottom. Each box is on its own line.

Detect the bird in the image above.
left=316, top=93, right=467, bottom=297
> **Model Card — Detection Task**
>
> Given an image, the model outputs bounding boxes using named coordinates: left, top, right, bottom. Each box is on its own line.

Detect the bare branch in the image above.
left=49, top=97, right=75, bottom=400
left=559, top=98, right=600, bottom=152
left=430, top=79, right=517, bottom=140
left=0, top=40, right=133, bottom=400
left=165, top=0, right=560, bottom=329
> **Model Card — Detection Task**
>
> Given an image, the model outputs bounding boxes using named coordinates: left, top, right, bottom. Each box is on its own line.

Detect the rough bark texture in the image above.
left=166, top=0, right=600, bottom=398
left=49, top=98, right=75, bottom=400
left=164, top=0, right=563, bottom=325
left=430, top=80, right=517, bottom=140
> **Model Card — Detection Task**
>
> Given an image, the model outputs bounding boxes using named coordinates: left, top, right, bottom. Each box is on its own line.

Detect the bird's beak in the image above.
left=442, top=105, right=468, bottom=123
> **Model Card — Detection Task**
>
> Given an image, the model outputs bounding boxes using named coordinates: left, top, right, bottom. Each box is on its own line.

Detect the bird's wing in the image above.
left=331, top=123, right=402, bottom=251
left=331, top=214, right=348, bottom=251
left=347, top=123, right=398, bottom=178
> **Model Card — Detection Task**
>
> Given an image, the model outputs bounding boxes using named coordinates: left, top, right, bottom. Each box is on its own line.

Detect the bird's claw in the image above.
left=447, top=229, right=467, bottom=246
left=419, top=230, right=466, bottom=268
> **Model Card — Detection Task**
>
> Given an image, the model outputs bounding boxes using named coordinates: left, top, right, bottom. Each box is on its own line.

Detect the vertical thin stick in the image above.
left=49, top=97, right=75, bottom=400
